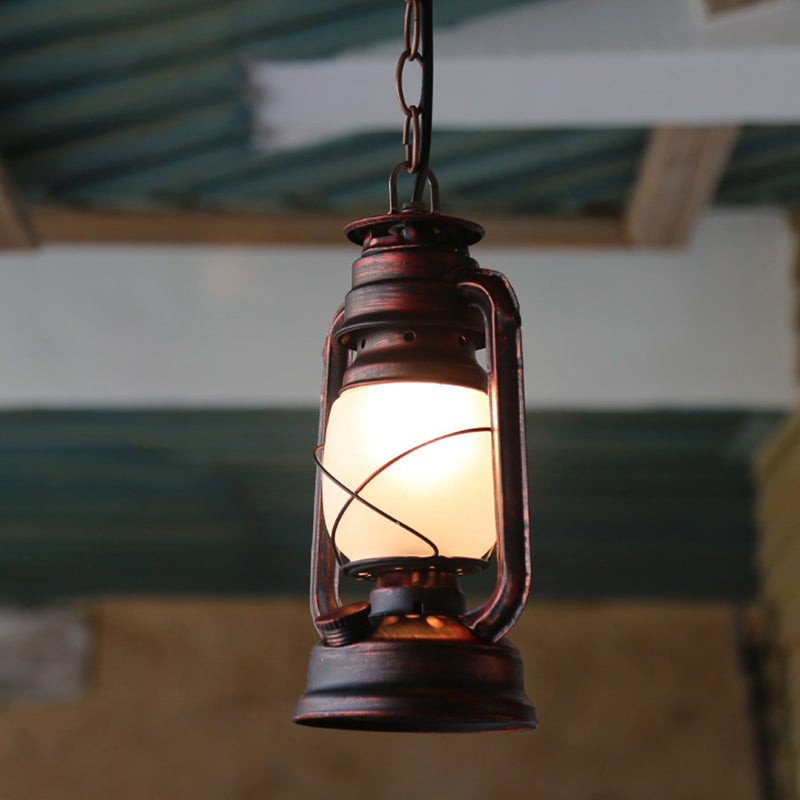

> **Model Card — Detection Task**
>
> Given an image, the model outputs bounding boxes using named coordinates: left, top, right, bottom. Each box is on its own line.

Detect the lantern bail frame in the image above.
left=293, top=208, right=536, bottom=732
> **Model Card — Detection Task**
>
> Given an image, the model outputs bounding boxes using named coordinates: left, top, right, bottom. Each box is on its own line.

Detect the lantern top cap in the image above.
left=344, top=211, right=485, bottom=247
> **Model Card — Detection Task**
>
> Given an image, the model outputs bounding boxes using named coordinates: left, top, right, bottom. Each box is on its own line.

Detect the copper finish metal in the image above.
left=395, top=51, right=422, bottom=117
left=388, top=164, right=439, bottom=213
left=368, top=569, right=466, bottom=618
left=294, top=615, right=536, bottom=732
left=308, top=208, right=531, bottom=638
left=298, top=207, right=534, bottom=731
left=313, top=602, right=372, bottom=647
left=394, top=0, right=432, bottom=192
left=459, top=272, right=532, bottom=642
left=309, top=306, right=346, bottom=626
left=402, top=107, right=421, bottom=173
left=298, top=0, right=533, bottom=732
left=403, top=0, right=421, bottom=59
left=342, top=556, right=487, bottom=582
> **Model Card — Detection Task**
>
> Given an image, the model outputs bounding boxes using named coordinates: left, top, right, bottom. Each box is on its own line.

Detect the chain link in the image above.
left=402, top=107, right=421, bottom=173
left=395, top=0, right=423, bottom=175
left=403, top=0, right=421, bottom=59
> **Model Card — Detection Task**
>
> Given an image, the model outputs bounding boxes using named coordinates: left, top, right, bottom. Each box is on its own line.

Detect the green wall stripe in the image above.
left=0, top=408, right=781, bottom=602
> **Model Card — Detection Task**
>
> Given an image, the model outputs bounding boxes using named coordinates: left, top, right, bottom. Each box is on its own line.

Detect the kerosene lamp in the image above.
left=294, top=0, right=536, bottom=732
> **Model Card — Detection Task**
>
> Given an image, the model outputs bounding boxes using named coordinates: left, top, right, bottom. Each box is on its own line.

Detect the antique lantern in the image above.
left=293, top=0, right=536, bottom=733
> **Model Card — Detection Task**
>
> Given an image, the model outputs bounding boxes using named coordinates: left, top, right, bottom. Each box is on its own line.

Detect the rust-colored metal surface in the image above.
left=294, top=614, right=536, bottom=732
left=298, top=206, right=534, bottom=731
left=459, top=270, right=531, bottom=643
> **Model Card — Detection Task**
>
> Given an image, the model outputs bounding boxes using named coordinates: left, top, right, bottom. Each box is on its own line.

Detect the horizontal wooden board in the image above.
left=29, top=206, right=627, bottom=248
left=0, top=161, right=37, bottom=249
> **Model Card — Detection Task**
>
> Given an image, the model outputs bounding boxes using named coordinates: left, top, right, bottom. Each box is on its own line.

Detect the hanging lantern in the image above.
left=293, top=0, right=536, bottom=733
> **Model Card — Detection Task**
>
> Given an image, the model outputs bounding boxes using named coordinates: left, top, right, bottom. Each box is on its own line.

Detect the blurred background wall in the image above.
left=0, top=601, right=763, bottom=800
left=2, top=0, right=800, bottom=797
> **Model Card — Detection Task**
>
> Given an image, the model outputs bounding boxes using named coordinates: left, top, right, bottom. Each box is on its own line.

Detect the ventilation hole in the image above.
left=404, top=331, right=416, bottom=343
left=360, top=338, right=367, bottom=350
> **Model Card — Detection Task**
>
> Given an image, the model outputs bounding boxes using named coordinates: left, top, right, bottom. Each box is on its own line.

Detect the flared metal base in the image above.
left=294, top=621, right=536, bottom=732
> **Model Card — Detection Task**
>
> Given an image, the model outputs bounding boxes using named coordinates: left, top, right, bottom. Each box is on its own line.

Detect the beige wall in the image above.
left=755, top=214, right=800, bottom=800
left=758, top=412, right=800, bottom=800
left=0, top=600, right=759, bottom=800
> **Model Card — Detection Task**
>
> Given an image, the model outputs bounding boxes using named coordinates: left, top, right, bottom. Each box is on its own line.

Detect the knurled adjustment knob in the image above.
left=315, top=602, right=372, bottom=647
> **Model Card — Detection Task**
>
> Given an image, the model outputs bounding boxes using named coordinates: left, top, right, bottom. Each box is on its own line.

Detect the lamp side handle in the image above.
left=310, top=307, right=347, bottom=627
left=458, top=272, right=531, bottom=643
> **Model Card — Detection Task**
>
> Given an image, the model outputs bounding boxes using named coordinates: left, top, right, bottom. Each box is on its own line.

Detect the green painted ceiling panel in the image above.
left=717, top=126, right=800, bottom=205
left=2, top=2, right=800, bottom=217
left=0, top=408, right=781, bottom=602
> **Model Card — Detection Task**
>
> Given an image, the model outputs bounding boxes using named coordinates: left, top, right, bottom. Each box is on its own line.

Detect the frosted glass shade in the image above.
left=321, top=381, right=496, bottom=564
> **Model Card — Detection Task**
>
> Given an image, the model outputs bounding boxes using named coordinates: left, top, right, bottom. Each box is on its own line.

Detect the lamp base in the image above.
left=294, top=616, right=536, bottom=732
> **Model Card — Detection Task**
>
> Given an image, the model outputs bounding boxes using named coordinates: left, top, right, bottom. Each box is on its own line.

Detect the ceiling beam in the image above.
left=27, top=124, right=745, bottom=253
left=702, top=0, right=782, bottom=18
left=0, top=162, right=38, bottom=249
left=31, top=207, right=348, bottom=246
left=253, top=0, right=800, bottom=152
left=30, top=206, right=627, bottom=249
left=624, top=126, right=739, bottom=248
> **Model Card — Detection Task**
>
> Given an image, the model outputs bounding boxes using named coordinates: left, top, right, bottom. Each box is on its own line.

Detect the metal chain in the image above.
left=403, top=0, right=421, bottom=61
left=395, top=0, right=423, bottom=175
left=390, top=0, right=434, bottom=207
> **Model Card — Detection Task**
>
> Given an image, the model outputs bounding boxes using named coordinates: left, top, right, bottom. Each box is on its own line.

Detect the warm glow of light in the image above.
left=322, top=381, right=496, bottom=563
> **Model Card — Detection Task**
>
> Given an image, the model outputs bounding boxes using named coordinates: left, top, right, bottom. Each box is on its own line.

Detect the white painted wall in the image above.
left=417, top=0, right=800, bottom=56
left=0, top=209, right=794, bottom=409
left=251, top=0, right=800, bottom=149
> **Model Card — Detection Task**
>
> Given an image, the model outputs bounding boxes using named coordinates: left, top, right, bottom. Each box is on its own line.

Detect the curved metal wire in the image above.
left=314, top=425, right=492, bottom=562
left=389, top=162, right=439, bottom=212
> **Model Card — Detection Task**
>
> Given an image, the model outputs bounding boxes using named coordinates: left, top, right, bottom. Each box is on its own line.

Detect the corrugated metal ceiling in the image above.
left=1, top=0, right=800, bottom=217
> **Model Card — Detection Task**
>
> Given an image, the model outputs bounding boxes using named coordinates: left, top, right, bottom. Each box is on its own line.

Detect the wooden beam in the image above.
left=791, top=212, right=800, bottom=282
left=479, top=215, right=625, bottom=249
left=31, top=206, right=627, bottom=249
left=32, top=207, right=347, bottom=246
left=791, top=212, right=800, bottom=385
left=702, top=0, right=780, bottom=17
left=0, top=162, right=37, bottom=249
left=624, top=126, right=739, bottom=248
